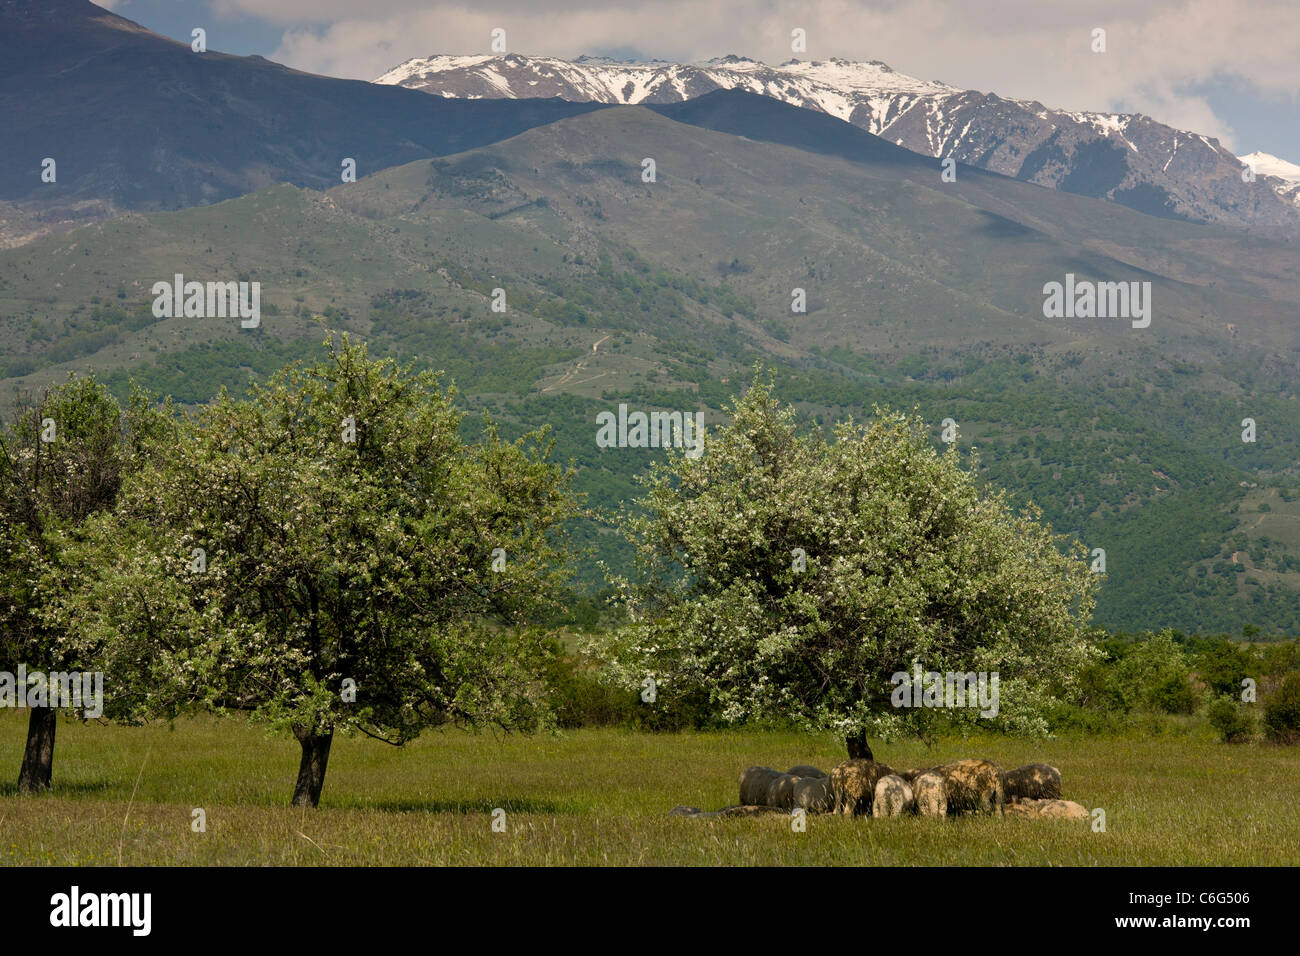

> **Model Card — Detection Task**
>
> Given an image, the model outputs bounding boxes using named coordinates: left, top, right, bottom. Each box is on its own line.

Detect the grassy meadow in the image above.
left=3, top=710, right=1298, bottom=866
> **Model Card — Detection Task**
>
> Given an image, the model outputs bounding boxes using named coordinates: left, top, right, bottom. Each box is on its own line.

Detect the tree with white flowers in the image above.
left=55, top=334, right=578, bottom=806
left=602, top=374, right=1099, bottom=757
left=0, top=378, right=157, bottom=792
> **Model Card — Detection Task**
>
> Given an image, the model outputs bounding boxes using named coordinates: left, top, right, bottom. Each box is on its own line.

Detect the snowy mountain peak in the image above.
left=372, top=52, right=1300, bottom=235
left=1239, top=150, right=1300, bottom=185
left=373, top=54, right=496, bottom=85
left=1238, top=151, right=1300, bottom=210
left=373, top=52, right=949, bottom=104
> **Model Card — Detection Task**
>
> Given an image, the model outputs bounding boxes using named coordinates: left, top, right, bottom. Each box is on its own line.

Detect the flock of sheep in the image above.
left=671, top=758, right=1089, bottom=820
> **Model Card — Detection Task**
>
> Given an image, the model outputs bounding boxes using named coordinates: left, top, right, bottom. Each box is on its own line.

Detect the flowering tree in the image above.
left=58, top=334, right=578, bottom=806
left=602, top=376, right=1099, bottom=757
left=0, top=378, right=156, bottom=792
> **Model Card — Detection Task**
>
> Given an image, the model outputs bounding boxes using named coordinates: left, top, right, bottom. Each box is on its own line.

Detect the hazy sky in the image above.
left=98, top=0, right=1300, bottom=160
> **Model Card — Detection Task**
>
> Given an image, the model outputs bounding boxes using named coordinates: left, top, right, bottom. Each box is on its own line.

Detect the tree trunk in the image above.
left=846, top=730, right=874, bottom=761
left=18, top=707, right=57, bottom=793
left=291, top=726, right=333, bottom=807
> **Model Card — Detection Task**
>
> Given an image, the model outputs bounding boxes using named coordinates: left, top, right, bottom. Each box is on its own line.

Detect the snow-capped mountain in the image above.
left=1239, top=150, right=1300, bottom=183
left=1239, top=150, right=1300, bottom=209
left=376, top=54, right=1300, bottom=237
left=375, top=54, right=956, bottom=119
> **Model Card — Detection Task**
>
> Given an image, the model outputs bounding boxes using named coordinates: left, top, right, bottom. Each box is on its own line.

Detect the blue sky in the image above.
left=98, top=0, right=1300, bottom=161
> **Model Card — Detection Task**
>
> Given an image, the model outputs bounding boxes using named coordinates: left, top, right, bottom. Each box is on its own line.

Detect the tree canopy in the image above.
left=602, top=375, right=1100, bottom=753
left=56, top=334, right=580, bottom=805
left=0, top=377, right=153, bottom=791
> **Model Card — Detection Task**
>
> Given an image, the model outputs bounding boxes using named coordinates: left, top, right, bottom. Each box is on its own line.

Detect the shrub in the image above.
left=1149, top=670, right=1198, bottom=715
left=1075, top=660, right=1117, bottom=709
left=1195, top=639, right=1256, bottom=696
left=1208, top=696, right=1254, bottom=743
left=1044, top=701, right=1129, bottom=735
left=1263, top=672, right=1300, bottom=744
left=539, top=640, right=639, bottom=729
left=1262, top=642, right=1300, bottom=679
left=539, top=640, right=719, bottom=731
left=1110, top=630, right=1195, bottom=713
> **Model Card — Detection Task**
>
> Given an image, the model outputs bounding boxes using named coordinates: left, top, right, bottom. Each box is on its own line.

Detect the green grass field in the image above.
left=3, top=711, right=1298, bottom=866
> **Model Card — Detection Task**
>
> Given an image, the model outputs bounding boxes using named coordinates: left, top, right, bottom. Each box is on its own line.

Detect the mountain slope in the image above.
left=0, top=0, right=602, bottom=244
left=2, top=93, right=1298, bottom=632
left=379, top=53, right=1300, bottom=238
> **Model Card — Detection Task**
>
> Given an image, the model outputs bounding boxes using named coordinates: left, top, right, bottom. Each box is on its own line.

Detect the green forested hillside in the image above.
left=1, top=100, right=1297, bottom=633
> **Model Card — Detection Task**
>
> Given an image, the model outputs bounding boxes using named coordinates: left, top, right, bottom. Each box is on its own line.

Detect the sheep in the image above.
left=765, top=772, right=798, bottom=810
left=912, top=771, right=947, bottom=817
left=899, top=765, right=939, bottom=784
left=871, top=774, right=915, bottom=817
left=1001, top=764, right=1062, bottom=802
left=829, top=759, right=898, bottom=815
left=792, top=774, right=833, bottom=813
left=786, top=765, right=827, bottom=779
left=1004, top=798, right=1088, bottom=820
left=739, top=766, right=832, bottom=810
left=935, top=758, right=1005, bottom=815
left=739, top=766, right=786, bottom=806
